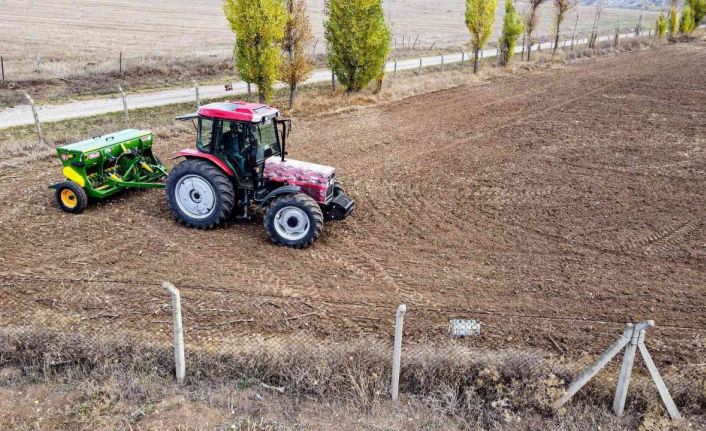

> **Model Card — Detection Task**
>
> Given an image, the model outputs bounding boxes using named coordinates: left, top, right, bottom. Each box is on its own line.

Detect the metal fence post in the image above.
left=117, top=85, right=130, bottom=128
left=1, top=56, right=4, bottom=84
left=119, top=51, right=123, bottom=75
left=331, top=70, right=336, bottom=91
left=461, top=51, right=465, bottom=63
left=163, top=281, right=185, bottom=385
left=24, top=94, right=47, bottom=148
left=390, top=304, right=406, bottom=401
left=417, top=56, right=422, bottom=75
left=393, top=57, right=397, bottom=78
left=440, top=53, right=444, bottom=71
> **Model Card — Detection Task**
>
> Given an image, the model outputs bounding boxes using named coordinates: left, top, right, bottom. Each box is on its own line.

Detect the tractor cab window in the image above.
left=252, top=121, right=280, bottom=160
left=197, top=118, right=215, bottom=153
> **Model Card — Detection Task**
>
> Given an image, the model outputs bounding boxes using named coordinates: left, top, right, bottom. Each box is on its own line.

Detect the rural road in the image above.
left=0, top=35, right=619, bottom=129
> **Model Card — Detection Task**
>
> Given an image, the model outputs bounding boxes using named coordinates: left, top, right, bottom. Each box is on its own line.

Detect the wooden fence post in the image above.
left=163, top=281, right=186, bottom=385
left=117, top=85, right=130, bottom=128
left=119, top=51, right=123, bottom=75
left=36, top=55, right=41, bottom=74
left=1, top=56, right=4, bottom=84
left=25, top=94, right=47, bottom=148
left=331, top=70, right=336, bottom=91
left=390, top=304, right=406, bottom=401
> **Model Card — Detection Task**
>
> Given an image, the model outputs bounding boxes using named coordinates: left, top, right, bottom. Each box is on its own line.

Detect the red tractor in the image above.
left=167, top=101, right=354, bottom=248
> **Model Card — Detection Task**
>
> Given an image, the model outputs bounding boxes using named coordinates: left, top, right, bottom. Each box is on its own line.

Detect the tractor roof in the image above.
left=177, top=101, right=279, bottom=123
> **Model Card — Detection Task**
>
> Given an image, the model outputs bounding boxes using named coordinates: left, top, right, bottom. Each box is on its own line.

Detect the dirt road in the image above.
left=1, top=43, right=704, bottom=363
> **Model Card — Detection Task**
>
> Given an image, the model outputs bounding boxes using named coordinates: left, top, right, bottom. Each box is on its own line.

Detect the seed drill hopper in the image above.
left=50, top=129, right=167, bottom=213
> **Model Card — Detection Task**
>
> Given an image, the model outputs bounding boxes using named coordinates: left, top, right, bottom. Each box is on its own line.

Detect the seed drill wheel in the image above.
left=264, top=193, right=324, bottom=248
left=166, top=159, right=235, bottom=229
left=55, top=181, right=88, bottom=214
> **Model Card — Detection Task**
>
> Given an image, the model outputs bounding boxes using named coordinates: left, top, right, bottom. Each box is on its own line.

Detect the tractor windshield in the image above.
left=253, top=121, right=280, bottom=156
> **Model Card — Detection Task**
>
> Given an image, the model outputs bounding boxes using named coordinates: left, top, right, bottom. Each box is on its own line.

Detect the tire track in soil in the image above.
left=2, top=43, right=706, bottom=361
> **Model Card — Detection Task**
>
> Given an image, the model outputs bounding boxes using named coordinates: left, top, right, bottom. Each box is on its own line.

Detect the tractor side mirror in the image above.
left=264, top=148, right=273, bottom=158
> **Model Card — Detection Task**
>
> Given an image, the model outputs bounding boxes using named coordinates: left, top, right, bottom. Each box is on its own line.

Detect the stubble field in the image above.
left=0, top=0, right=657, bottom=79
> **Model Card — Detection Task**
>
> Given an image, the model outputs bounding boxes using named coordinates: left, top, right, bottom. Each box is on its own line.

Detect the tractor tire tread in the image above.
left=166, top=158, right=235, bottom=229
left=264, top=193, right=324, bottom=249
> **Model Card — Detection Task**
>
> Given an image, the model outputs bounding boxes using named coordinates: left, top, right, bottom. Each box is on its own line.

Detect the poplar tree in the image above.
left=465, top=0, right=498, bottom=73
left=499, top=0, right=525, bottom=66
left=687, top=0, right=705, bottom=25
left=680, top=5, right=696, bottom=33
left=224, top=0, right=287, bottom=103
left=280, top=0, right=314, bottom=108
left=552, top=0, right=572, bottom=56
left=656, top=12, right=668, bottom=38
left=525, top=0, right=548, bottom=60
left=325, top=0, right=391, bottom=93
left=668, top=6, right=679, bottom=39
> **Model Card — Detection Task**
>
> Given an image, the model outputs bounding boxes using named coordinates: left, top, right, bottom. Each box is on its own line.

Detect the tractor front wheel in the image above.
left=166, top=158, right=235, bottom=229
left=55, top=181, right=88, bottom=214
left=264, top=193, right=324, bottom=248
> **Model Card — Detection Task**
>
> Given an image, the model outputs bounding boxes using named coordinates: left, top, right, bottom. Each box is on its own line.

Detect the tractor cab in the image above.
left=177, top=101, right=289, bottom=190
left=168, top=101, right=354, bottom=248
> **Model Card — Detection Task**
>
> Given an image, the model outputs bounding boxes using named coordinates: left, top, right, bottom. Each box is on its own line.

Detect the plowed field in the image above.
left=1, top=43, right=705, bottom=363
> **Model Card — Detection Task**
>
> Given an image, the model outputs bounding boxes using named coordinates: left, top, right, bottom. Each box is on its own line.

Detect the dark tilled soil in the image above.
left=1, top=43, right=704, bottom=365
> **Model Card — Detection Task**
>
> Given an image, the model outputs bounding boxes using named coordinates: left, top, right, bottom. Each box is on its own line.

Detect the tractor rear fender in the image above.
left=173, top=148, right=234, bottom=177
left=259, top=185, right=301, bottom=209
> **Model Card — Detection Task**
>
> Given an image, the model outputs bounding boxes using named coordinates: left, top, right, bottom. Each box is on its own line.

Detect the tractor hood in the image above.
left=264, top=157, right=336, bottom=202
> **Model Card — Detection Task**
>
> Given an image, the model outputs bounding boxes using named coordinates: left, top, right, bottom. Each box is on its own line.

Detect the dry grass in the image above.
left=1, top=327, right=704, bottom=430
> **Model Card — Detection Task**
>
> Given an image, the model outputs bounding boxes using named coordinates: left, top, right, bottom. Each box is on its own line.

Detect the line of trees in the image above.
left=655, top=0, right=702, bottom=39
left=224, top=0, right=391, bottom=105
left=223, top=0, right=704, bottom=105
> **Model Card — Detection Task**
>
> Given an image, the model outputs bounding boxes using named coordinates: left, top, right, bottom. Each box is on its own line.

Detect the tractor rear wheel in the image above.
left=264, top=193, right=324, bottom=248
left=166, top=158, right=235, bottom=229
left=55, top=181, right=88, bottom=214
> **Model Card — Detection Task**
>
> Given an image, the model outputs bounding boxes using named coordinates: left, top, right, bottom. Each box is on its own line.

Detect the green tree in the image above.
left=687, top=0, right=705, bottom=25
left=656, top=12, right=668, bottom=38
left=280, top=0, right=314, bottom=108
left=680, top=5, right=696, bottom=33
left=325, top=0, right=391, bottom=93
left=499, top=0, right=525, bottom=66
left=465, top=0, right=498, bottom=73
left=224, top=0, right=287, bottom=103
left=668, top=6, right=679, bottom=39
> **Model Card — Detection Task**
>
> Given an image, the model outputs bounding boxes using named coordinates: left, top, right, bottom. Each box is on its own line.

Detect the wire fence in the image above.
left=1, top=274, right=704, bottom=423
